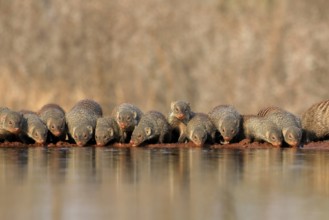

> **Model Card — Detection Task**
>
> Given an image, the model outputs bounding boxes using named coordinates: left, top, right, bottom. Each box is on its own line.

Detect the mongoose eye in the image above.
left=271, top=136, right=276, bottom=140
left=231, top=129, right=234, bottom=134
left=288, top=134, right=293, bottom=139
left=127, top=116, right=131, bottom=121
left=95, top=135, right=98, bottom=139
left=8, top=121, right=13, bottom=125
left=137, top=134, right=142, bottom=139
left=222, top=128, right=225, bottom=133
left=174, top=107, right=179, bottom=113
left=51, top=125, right=55, bottom=129
left=83, top=134, right=88, bottom=138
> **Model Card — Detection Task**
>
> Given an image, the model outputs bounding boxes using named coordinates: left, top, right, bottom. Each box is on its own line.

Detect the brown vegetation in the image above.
left=1, top=0, right=329, bottom=115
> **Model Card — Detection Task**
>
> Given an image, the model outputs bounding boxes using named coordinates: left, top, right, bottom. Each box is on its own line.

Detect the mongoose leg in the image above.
left=118, top=130, right=127, bottom=143
left=178, top=133, right=187, bottom=143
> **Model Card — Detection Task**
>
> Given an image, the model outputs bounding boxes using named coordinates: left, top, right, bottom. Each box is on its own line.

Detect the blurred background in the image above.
left=0, top=0, right=328, bottom=116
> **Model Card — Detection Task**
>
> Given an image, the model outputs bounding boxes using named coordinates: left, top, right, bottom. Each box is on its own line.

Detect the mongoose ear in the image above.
left=265, top=131, right=270, bottom=138
left=108, top=128, right=114, bottom=137
left=47, top=119, right=53, bottom=128
left=0, top=114, right=6, bottom=123
left=72, top=127, right=77, bottom=136
left=133, top=111, right=138, bottom=119
left=30, top=127, right=36, bottom=138
left=282, top=128, right=288, bottom=137
left=116, top=112, right=120, bottom=119
left=171, top=102, right=176, bottom=110
left=87, top=125, right=93, bottom=134
left=144, top=127, right=152, bottom=136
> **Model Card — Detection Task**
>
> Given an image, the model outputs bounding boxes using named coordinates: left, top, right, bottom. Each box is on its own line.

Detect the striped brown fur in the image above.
left=257, top=106, right=283, bottom=117
left=66, top=99, right=103, bottom=146
left=168, top=100, right=195, bottom=143
left=208, top=105, right=241, bottom=144
left=186, top=113, right=217, bottom=146
left=38, top=103, right=67, bottom=143
left=242, top=115, right=283, bottom=147
left=302, top=100, right=329, bottom=142
left=257, top=106, right=302, bottom=147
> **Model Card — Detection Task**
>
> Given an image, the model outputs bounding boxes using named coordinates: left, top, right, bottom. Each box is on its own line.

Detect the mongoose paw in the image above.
left=240, top=139, right=251, bottom=145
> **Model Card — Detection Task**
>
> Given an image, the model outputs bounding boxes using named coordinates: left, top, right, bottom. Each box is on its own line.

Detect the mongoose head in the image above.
left=265, top=129, right=283, bottom=147
left=189, top=127, right=207, bottom=147
left=1, top=111, right=23, bottom=134
left=170, top=101, right=192, bottom=121
left=47, top=117, right=66, bottom=137
left=130, top=126, right=154, bottom=146
left=116, top=110, right=138, bottom=131
left=218, top=116, right=240, bottom=144
left=29, top=124, right=48, bottom=144
left=282, top=126, right=302, bottom=147
left=72, top=126, right=93, bottom=146
left=95, top=126, right=115, bottom=146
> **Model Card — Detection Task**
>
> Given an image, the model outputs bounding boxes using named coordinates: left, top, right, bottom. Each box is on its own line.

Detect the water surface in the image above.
left=0, top=147, right=328, bottom=220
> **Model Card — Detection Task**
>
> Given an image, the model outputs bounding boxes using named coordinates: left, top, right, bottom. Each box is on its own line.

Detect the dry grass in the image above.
left=1, top=0, right=329, bottom=116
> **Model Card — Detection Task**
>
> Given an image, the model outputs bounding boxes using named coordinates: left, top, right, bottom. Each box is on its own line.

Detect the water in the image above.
left=0, top=146, right=328, bottom=220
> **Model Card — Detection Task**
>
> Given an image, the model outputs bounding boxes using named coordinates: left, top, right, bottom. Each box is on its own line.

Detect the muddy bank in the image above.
left=0, top=140, right=329, bottom=149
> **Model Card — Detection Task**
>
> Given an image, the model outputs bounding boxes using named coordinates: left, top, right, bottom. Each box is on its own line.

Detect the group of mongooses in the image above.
left=1, top=99, right=329, bottom=147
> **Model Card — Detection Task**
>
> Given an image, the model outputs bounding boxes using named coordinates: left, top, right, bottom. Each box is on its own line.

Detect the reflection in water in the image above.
left=0, top=147, right=329, bottom=220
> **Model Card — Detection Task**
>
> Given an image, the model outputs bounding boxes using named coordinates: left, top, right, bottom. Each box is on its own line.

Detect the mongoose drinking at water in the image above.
left=111, top=103, right=143, bottom=143
left=38, top=103, right=67, bottom=143
left=257, top=106, right=302, bottom=147
left=95, top=116, right=120, bottom=146
left=168, top=100, right=195, bottom=143
left=130, top=111, right=171, bottom=146
left=0, top=107, right=23, bottom=135
left=19, top=111, right=48, bottom=144
left=302, top=99, right=329, bottom=143
left=208, top=105, right=241, bottom=144
left=66, top=99, right=103, bottom=146
left=186, top=113, right=217, bottom=146
left=241, top=115, right=283, bottom=147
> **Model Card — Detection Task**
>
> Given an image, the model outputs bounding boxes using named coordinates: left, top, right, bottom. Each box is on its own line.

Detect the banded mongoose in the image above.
left=66, top=99, right=103, bottom=146
left=95, top=116, right=120, bottom=146
left=242, top=115, right=283, bottom=147
left=257, top=106, right=302, bottom=147
left=19, top=111, right=48, bottom=144
left=130, top=111, right=171, bottom=146
left=167, top=100, right=195, bottom=143
left=208, top=105, right=241, bottom=144
left=111, top=103, right=143, bottom=143
left=186, top=113, right=217, bottom=146
left=302, top=99, right=329, bottom=143
left=38, top=104, right=67, bottom=143
left=0, top=107, right=23, bottom=135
